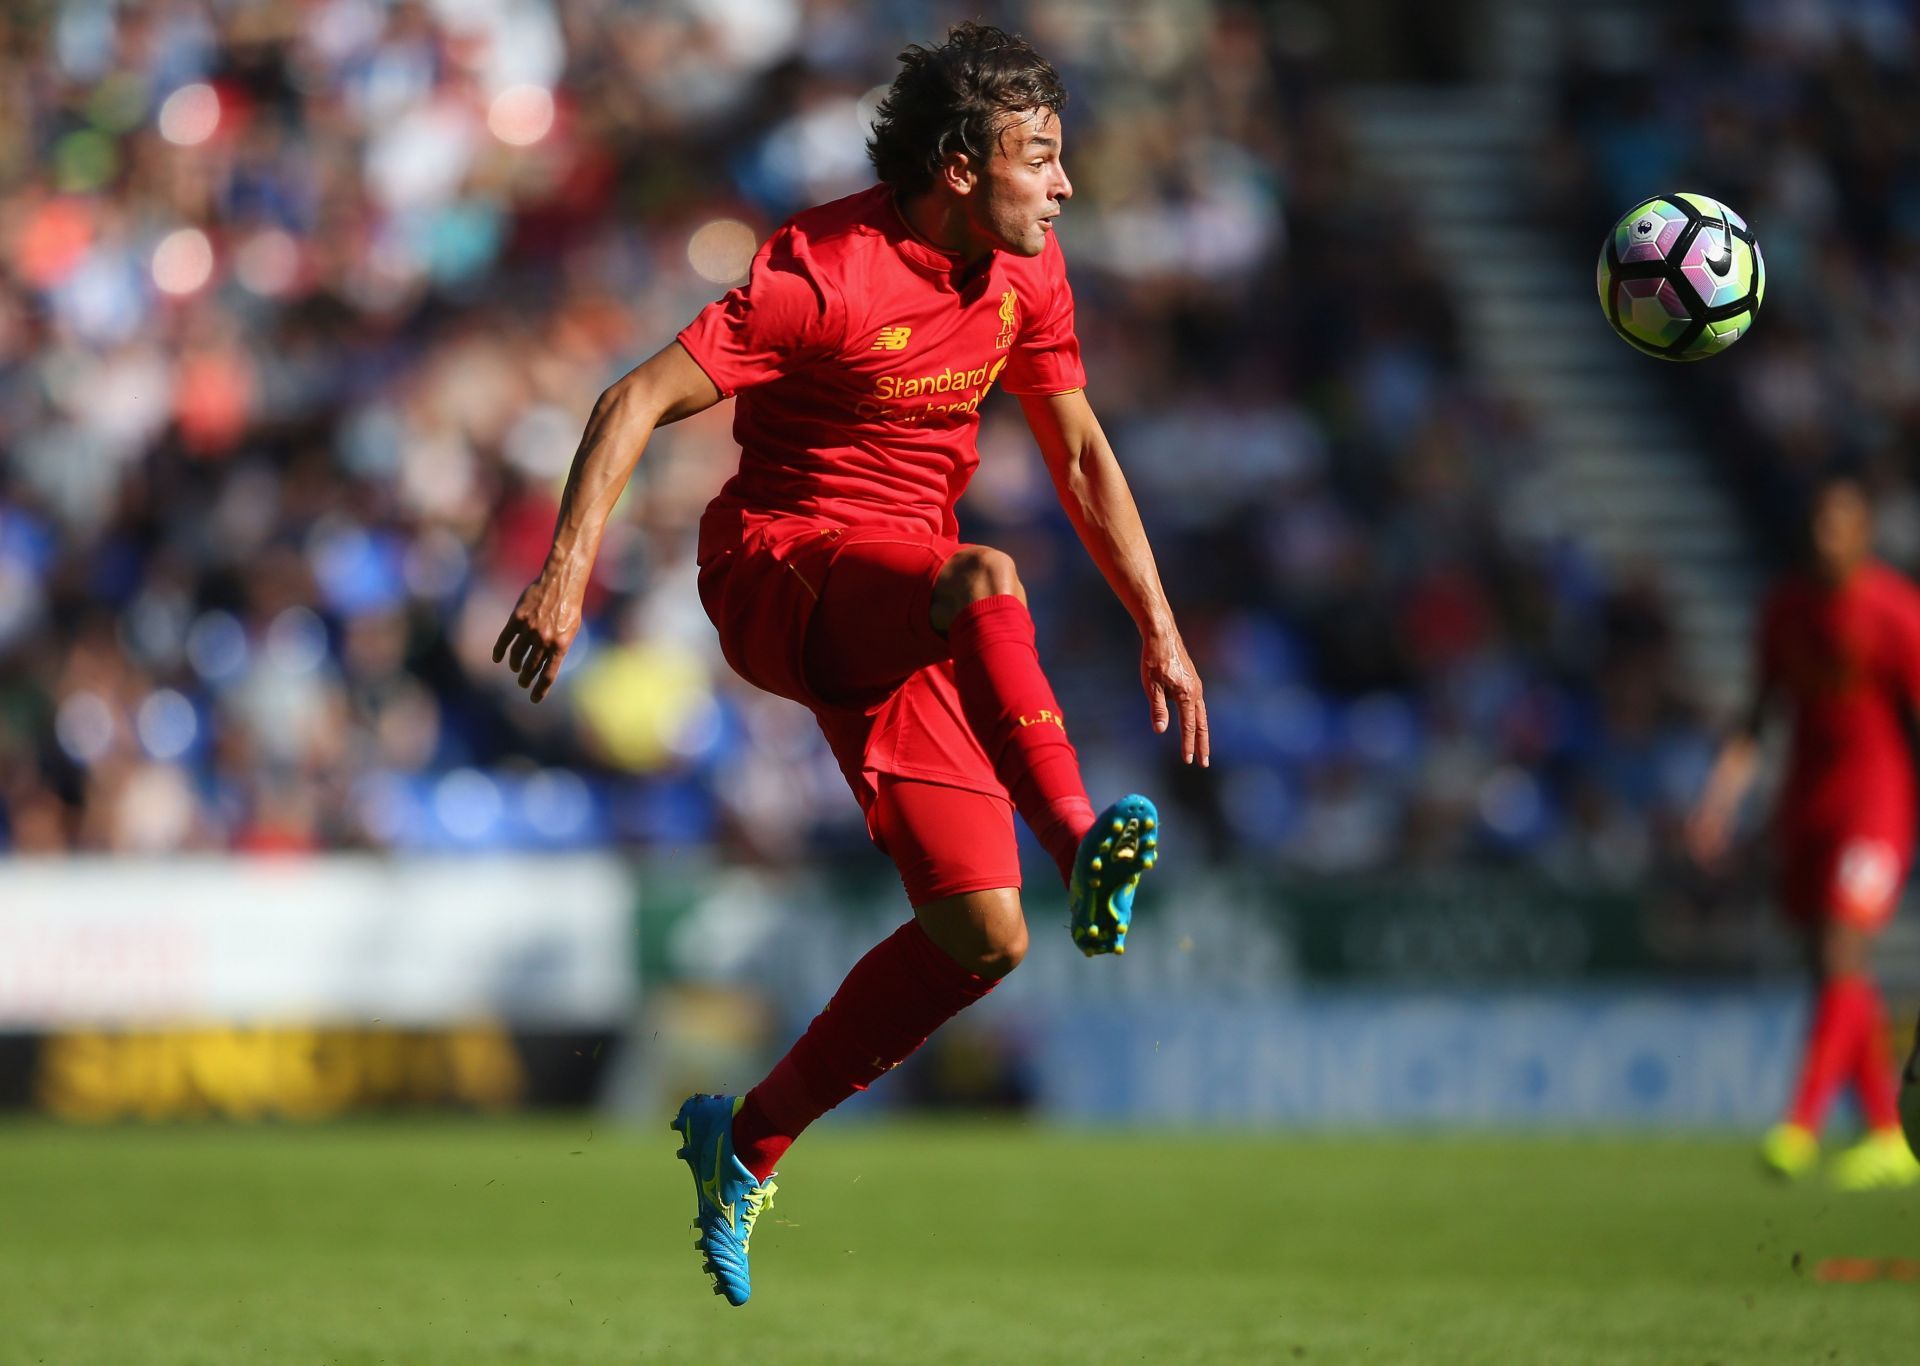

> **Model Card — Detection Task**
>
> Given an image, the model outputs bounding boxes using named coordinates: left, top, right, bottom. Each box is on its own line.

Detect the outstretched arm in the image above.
left=493, top=341, right=720, bottom=701
left=1685, top=693, right=1769, bottom=868
left=1018, top=388, right=1208, bottom=766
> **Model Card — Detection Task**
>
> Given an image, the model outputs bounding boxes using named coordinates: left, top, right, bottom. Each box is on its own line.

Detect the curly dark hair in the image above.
left=866, top=22, right=1068, bottom=195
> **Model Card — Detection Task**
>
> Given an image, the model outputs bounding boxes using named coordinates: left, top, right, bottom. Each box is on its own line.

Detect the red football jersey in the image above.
left=1760, top=562, right=1920, bottom=843
left=677, top=184, right=1085, bottom=559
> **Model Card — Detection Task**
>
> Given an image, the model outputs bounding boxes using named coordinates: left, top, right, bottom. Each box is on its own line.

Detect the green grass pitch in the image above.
left=3, top=1118, right=1915, bottom=1364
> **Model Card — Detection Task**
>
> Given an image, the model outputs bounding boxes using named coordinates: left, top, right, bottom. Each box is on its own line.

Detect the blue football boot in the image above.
left=1068, top=794, right=1159, bottom=956
left=671, top=1094, right=777, bottom=1306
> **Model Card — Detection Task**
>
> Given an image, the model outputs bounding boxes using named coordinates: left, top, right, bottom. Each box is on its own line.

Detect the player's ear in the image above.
left=937, top=150, right=977, bottom=197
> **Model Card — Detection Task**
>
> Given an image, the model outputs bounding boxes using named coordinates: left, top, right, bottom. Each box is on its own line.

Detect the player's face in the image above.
left=973, top=108, right=1072, bottom=257
left=1811, top=483, right=1872, bottom=579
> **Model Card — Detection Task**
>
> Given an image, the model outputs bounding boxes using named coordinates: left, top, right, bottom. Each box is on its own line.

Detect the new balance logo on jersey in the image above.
left=872, top=326, right=912, bottom=350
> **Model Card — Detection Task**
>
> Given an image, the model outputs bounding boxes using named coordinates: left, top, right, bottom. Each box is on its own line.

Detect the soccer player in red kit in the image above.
left=1690, top=475, right=1920, bottom=1189
left=492, top=25, right=1207, bottom=1302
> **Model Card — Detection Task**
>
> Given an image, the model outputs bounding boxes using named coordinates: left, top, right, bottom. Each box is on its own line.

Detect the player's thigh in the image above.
left=803, top=535, right=955, bottom=704
left=868, top=773, right=1022, bottom=908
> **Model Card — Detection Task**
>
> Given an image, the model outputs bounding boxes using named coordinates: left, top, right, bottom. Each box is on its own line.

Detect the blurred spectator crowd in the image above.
left=0, top=0, right=1720, bottom=880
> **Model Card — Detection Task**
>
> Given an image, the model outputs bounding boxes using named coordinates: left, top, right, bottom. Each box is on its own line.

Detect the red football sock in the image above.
left=1788, top=974, right=1875, bottom=1133
left=1849, top=976, right=1902, bottom=1132
left=947, top=595, right=1095, bottom=885
left=731, top=920, right=995, bottom=1181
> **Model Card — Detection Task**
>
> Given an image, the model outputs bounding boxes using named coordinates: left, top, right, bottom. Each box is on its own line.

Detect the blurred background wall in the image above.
left=2, top=0, right=1915, bottom=1127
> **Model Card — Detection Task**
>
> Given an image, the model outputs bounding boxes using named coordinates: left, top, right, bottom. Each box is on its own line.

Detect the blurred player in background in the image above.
left=1690, top=474, right=1920, bottom=1190
left=1902, top=1016, right=1920, bottom=1160
left=492, top=23, right=1206, bottom=1303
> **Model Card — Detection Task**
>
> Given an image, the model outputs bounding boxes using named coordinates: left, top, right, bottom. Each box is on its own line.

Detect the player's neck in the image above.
left=1814, top=557, right=1869, bottom=587
left=895, top=190, right=994, bottom=266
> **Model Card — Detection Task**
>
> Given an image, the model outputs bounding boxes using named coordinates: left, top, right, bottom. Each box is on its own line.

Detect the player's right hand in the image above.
left=1141, top=623, right=1208, bottom=767
left=1683, top=798, right=1733, bottom=870
left=1684, top=732, right=1758, bottom=872
left=493, top=571, right=583, bottom=704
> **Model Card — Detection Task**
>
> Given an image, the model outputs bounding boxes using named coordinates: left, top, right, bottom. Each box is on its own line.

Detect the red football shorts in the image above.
left=868, top=775, right=1021, bottom=905
left=696, top=516, right=1020, bottom=903
left=1780, top=830, right=1909, bottom=931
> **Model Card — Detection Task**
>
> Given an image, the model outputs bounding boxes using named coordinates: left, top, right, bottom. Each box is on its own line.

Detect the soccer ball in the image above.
left=1595, top=192, right=1765, bottom=361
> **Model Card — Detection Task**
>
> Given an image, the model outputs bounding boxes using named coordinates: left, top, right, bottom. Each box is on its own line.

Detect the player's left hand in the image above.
left=1141, top=625, right=1208, bottom=766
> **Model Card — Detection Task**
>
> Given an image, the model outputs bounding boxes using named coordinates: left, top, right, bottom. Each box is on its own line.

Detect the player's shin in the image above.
left=948, top=594, right=1096, bottom=883
left=731, top=919, right=996, bottom=1181
left=1850, top=976, right=1902, bottom=1133
left=1788, top=974, right=1875, bottom=1134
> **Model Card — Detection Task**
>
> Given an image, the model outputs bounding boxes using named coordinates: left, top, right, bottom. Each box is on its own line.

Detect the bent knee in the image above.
left=932, top=546, right=1026, bottom=629
left=943, top=906, right=1027, bottom=979
left=974, top=916, right=1029, bottom=978
left=917, top=890, right=1028, bottom=978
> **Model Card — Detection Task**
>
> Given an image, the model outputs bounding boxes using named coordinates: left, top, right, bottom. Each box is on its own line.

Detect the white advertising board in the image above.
left=0, top=856, right=635, bottom=1027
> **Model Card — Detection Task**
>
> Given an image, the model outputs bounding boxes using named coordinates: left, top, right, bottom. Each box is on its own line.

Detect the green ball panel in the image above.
left=1675, top=192, right=1748, bottom=235
left=1615, top=277, right=1691, bottom=347
left=1677, top=191, right=1713, bottom=216
left=1684, top=311, right=1752, bottom=356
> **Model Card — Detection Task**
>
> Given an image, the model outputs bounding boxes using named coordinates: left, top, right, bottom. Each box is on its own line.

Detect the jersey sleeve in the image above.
left=676, top=226, right=843, bottom=396
left=999, top=237, right=1087, bottom=396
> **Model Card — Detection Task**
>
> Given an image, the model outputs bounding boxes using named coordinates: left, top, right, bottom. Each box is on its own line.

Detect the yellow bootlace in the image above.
left=739, top=1180, right=777, bottom=1249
